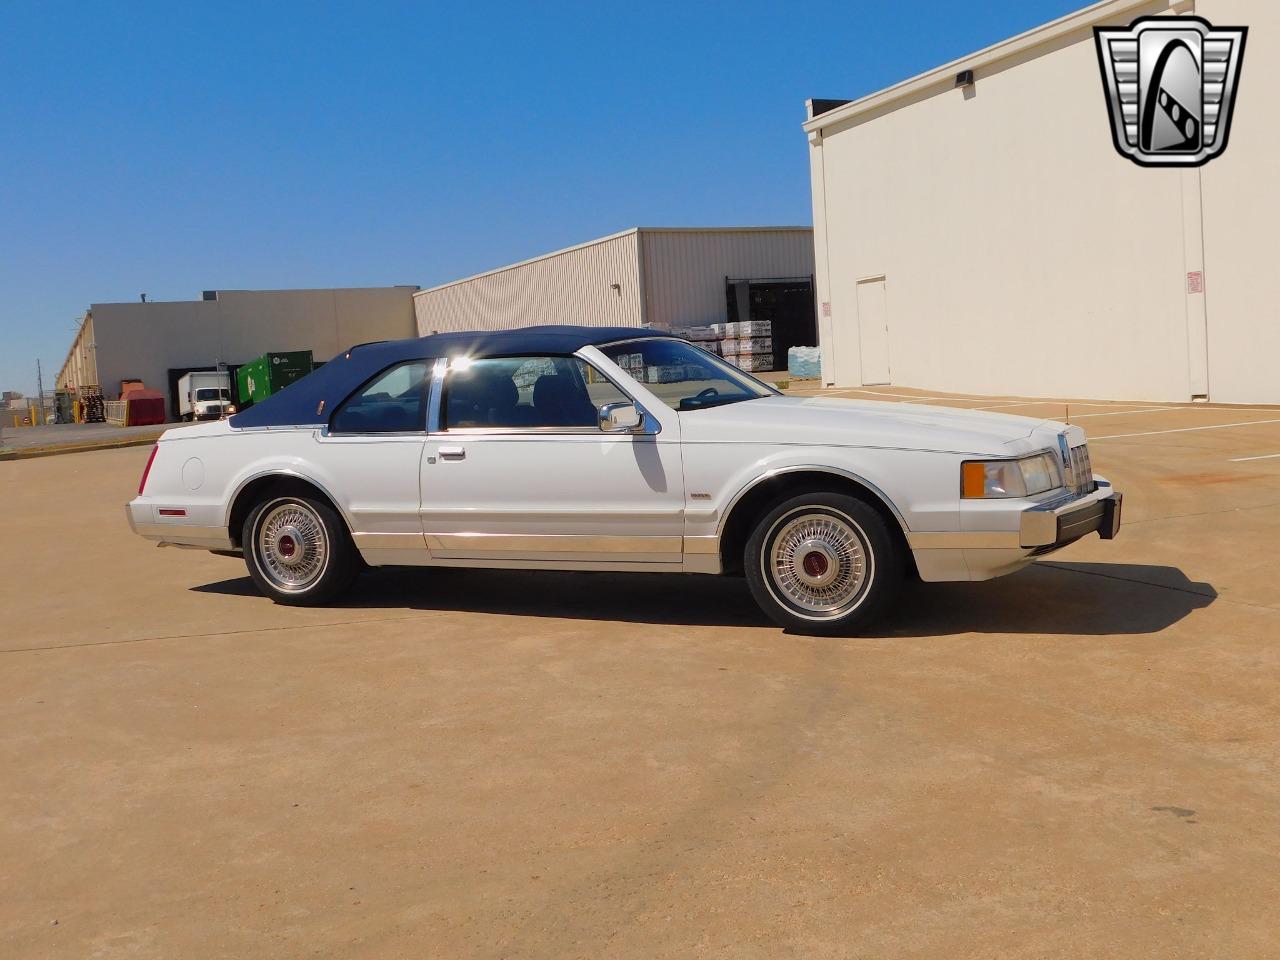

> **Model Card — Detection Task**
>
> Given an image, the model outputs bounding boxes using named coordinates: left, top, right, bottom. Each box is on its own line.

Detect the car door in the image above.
left=420, top=353, right=684, bottom=565
left=307, top=358, right=433, bottom=557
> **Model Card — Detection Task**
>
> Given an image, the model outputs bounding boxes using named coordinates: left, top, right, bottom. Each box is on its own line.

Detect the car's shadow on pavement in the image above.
left=885, top=562, right=1216, bottom=638
left=192, top=560, right=1215, bottom=636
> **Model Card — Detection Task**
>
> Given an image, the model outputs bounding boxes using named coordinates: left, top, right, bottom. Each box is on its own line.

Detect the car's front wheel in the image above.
left=744, top=492, right=904, bottom=635
left=242, top=494, right=360, bottom=605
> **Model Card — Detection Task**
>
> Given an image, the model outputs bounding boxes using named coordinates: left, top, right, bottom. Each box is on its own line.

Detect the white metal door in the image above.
left=856, top=277, right=891, bottom=385
left=420, top=432, right=685, bottom=564
left=418, top=353, right=686, bottom=566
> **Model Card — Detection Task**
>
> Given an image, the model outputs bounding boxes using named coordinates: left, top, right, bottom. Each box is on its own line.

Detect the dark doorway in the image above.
left=725, top=276, right=817, bottom=372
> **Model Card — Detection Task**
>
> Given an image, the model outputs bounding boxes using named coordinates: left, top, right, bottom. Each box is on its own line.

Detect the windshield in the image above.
left=195, top=388, right=229, bottom=402
left=598, top=338, right=776, bottom=411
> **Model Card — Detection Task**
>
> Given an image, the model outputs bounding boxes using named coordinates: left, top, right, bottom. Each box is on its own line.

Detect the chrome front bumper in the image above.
left=906, top=479, right=1122, bottom=582
left=1019, top=481, right=1122, bottom=549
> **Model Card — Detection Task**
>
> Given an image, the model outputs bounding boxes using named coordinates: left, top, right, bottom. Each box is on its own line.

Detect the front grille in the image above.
left=1067, top=443, right=1096, bottom=496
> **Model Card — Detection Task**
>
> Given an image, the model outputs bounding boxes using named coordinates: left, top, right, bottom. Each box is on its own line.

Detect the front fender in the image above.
left=682, top=444, right=964, bottom=541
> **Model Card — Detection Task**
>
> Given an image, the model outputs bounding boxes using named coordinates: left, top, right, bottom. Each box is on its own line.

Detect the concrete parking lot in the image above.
left=2, top=387, right=1279, bottom=958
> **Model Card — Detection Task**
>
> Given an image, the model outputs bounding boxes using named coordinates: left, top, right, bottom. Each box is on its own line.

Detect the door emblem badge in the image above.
left=1095, top=16, right=1246, bottom=167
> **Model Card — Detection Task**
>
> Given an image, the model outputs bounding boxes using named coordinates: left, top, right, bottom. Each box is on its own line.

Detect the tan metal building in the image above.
left=806, top=0, right=1276, bottom=404
left=57, top=286, right=418, bottom=416
left=414, top=227, right=819, bottom=360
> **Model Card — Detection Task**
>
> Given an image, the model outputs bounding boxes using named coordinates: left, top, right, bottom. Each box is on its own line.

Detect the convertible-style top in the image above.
left=228, top=325, right=662, bottom=429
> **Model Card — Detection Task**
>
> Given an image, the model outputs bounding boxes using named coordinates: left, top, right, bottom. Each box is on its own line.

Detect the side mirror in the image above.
left=598, top=401, right=643, bottom=434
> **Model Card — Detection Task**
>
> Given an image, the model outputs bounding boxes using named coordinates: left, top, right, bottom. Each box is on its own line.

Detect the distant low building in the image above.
left=56, top=286, right=419, bottom=419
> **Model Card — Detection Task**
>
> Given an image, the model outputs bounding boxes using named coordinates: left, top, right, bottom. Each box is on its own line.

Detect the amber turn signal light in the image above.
left=961, top=461, right=987, bottom=499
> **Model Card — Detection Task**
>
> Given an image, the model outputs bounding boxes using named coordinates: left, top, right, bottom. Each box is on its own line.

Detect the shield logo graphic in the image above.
left=1095, top=16, right=1247, bottom=167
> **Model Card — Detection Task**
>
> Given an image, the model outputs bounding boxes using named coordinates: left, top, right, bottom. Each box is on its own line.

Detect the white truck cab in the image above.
left=177, top=371, right=235, bottom=421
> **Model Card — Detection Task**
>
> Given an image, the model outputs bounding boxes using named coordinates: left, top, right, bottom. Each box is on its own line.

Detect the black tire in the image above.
left=242, top=494, right=361, bottom=606
left=744, top=491, right=904, bottom=636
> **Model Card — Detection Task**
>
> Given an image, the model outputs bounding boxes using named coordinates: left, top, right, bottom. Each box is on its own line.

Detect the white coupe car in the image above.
left=127, top=326, right=1122, bottom=634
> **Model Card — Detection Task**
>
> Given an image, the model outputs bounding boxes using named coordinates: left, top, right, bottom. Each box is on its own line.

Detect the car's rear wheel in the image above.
left=744, top=492, right=903, bottom=635
left=243, top=494, right=360, bottom=605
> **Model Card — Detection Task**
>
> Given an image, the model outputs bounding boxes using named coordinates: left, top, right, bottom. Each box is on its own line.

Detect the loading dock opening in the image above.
left=725, top=275, right=818, bottom=372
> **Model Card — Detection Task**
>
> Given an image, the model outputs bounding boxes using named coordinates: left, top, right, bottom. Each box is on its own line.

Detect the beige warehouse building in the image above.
left=806, top=0, right=1276, bottom=404
left=414, top=227, right=819, bottom=367
left=58, top=286, right=418, bottom=417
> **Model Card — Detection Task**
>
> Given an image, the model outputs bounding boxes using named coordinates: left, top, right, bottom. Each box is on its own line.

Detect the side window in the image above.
left=330, top=360, right=430, bottom=433
left=445, top=356, right=629, bottom=429
left=575, top=358, right=629, bottom=411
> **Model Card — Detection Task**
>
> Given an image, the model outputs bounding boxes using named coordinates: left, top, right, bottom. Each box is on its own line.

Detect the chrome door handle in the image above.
left=438, top=446, right=466, bottom=461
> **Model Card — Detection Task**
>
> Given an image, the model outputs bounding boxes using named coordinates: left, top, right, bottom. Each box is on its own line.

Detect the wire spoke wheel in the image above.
left=255, top=500, right=330, bottom=592
left=766, top=510, right=871, bottom=618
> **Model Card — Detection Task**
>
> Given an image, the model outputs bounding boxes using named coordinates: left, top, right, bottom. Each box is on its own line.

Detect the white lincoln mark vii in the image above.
left=128, top=326, right=1122, bottom=634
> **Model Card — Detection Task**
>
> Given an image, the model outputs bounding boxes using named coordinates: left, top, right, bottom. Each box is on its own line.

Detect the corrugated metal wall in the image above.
left=639, top=229, right=815, bottom=329
left=415, top=231, right=643, bottom=335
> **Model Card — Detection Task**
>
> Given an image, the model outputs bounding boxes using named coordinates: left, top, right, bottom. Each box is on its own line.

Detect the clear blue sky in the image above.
left=0, top=0, right=1081, bottom=395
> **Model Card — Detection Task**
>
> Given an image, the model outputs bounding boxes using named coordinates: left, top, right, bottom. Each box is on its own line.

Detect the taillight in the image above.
left=138, top=444, right=159, bottom=495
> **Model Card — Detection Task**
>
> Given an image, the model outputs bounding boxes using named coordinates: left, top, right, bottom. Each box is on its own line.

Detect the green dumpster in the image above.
left=236, top=351, right=314, bottom=408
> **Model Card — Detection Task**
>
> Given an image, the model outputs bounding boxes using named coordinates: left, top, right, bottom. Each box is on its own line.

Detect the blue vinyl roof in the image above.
left=229, top=325, right=663, bottom=428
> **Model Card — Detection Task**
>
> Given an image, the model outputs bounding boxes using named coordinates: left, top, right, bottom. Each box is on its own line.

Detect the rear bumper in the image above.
left=126, top=500, right=235, bottom=551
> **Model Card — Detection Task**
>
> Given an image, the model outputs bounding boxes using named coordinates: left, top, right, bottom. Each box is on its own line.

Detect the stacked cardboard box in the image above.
left=682, top=320, right=774, bottom=372
left=645, top=364, right=691, bottom=383
left=724, top=321, right=773, bottom=372
left=612, top=352, right=647, bottom=380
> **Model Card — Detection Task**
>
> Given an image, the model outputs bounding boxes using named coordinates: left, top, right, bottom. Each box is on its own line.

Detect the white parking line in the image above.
left=847, top=388, right=968, bottom=402
left=970, top=401, right=1063, bottom=410
left=1070, top=406, right=1180, bottom=418
left=1229, top=452, right=1280, bottom=462
left=1093, top=418, right=1280, bottom=440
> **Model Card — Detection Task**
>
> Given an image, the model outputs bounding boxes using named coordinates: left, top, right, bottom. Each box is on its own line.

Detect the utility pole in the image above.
left=36, top=358, right=45, bottom=425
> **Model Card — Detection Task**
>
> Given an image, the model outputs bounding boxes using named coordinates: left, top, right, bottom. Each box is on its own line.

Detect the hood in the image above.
left=677, top=395, right=1059, bottom=456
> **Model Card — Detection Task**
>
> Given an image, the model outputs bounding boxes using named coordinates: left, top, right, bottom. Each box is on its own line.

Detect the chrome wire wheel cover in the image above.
left=255, top=500, right=329, bottom=592
left=766, top=510, right=871, bottom=617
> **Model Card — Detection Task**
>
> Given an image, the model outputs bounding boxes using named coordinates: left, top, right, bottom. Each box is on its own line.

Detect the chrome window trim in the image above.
left=426, top=357, right=447, bottom=433
left=433, top=425, right=624, bottom=437
left=324, top=356, right=436, bottom=437
left=317, top=429, right=427, bottom=440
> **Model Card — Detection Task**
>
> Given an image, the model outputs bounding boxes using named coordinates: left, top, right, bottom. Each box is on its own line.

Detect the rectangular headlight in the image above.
left=962, top=452, right=1064, bottom=499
